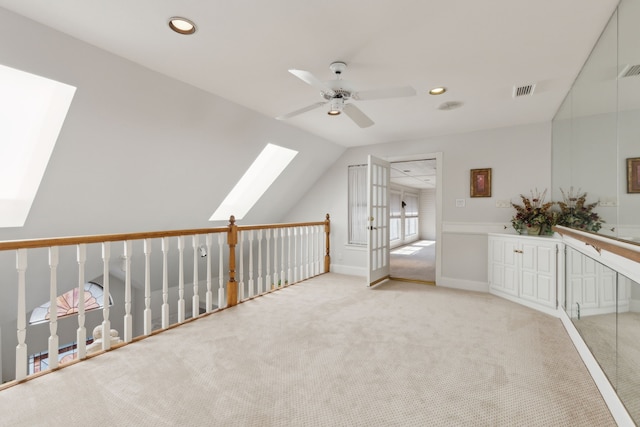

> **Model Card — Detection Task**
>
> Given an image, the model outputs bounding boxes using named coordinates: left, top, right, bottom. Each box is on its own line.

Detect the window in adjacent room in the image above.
left=404, top=193, right=419, bottom=239
left=0, top=63, right=76, bottom=228
left=210, top=143, right=298, bottom=221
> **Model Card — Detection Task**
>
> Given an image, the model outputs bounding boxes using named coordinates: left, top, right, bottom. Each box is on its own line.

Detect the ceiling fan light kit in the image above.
left=277, top=61, right=416, bottom=128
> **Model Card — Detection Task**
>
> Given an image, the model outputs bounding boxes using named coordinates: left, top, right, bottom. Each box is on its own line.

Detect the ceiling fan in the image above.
left=276, top=61, right=416, bottom=128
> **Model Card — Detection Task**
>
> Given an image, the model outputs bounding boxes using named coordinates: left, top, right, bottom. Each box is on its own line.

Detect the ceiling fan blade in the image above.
left=288, top=69, right=335, bottom=97
left=343, top=103, right=374, bottom=128
left=352, top=85, right=416, bottom=101
left=276, top=101, right=327, bottom=120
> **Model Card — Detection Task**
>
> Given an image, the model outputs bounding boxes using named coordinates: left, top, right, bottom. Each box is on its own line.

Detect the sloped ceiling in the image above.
left=0, top=0, right=619, bottom=147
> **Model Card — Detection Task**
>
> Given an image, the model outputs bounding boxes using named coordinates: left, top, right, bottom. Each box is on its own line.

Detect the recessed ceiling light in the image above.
left=429, top=87, right=447, bottom=95
left=168, top=17, right=196, bottom=35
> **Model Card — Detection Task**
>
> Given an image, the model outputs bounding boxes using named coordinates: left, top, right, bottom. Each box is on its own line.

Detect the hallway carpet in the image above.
left=390, top=240, right=436, bottom=282
left=0, top=274, right=614, bottom=426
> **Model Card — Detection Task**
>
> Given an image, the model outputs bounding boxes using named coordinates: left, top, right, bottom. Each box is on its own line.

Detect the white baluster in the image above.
left=76, top=244, right=87, bottom=359
left=102, top=242, right=112, bottom=350
left=123, top=241, right=133, bottom=343
left=248, top=230, right=255, bottom=297
left=314, top=225, right=320, bottom=276
left=161, top=237, right=170, bottom=329
left=206, top=234, right=213, bottom=312
left=266, top=229, right=272, bottom=290
left=304, top=227, right=311, bottom=279
left=177, top=236, right=185, bottom=323
left=218, top=233, right=225, bottom=308
left=293, top=227, right=298, bottom=284
left=238, top=231, right=245, bottom=301
left=273, top=228, right=279, bottom=288
left=48, top=247, right=59, bottom=370
left=287, top=228, right=292, bottom=286
left=301, top=227, right=306, bottom=281
left=192, top=235, right=200, bottom=319
left=281, top=228, right=286, bottom=286
left=15, top=249, right=28, bottom=381
left=143, top=239, right=152, bottom=335
left=257, top=229, right=263, bottom=294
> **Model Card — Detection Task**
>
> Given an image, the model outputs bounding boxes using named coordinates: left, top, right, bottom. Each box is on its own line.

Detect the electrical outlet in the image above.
left=495, top=200, right=511, bottom=208
left=455, top=199, right=465, bottom=208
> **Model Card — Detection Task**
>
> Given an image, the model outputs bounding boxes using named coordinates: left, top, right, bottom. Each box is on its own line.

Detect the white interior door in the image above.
left=367, top=155, right=390, bottom=286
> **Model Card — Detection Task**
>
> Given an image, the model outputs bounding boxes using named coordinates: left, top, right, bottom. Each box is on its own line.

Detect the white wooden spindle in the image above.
left=205, top=234, right=213, bottom=312
left=102, top=242, right=112, bottom=350
left=298, top=227, right=306, bottom=281
left=47, top=247, right=59, bottom=370
left=177, top=236, right=185, bottom=323
left=266, top=229, right=272, bottom=290
left=306, top=227, right=312, bottom=279
left=192, top=235, right=200, bottom=319
left=123, top=241, right=133, bottom=343
left=76, top=244, right=87, bottom=359
left=293, top=227, right=298, bottom=284
left=313, top=225, right=319, bottom=276
left=238, top=231, right=245, bottom=301
left=161, top=237, right=170, bottom=329
left=287, top=228, right=292, bottom=286
left=15, top=249, right=28, bottom=381
left=318, top=225, right=324, bottom=275
left=281, top=228, right=286, bottom=286
left=218, top=233, right=225, bottom=308
left=143, top=239, right=152, bottom=335
left=248, top=230, right=255, bottom=297
left=257, top=229, right=263, bottom=294
left=273, top=228, right=279, bottom=288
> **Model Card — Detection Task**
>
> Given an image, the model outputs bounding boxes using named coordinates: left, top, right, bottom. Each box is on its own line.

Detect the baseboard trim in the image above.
left=437, top=276, right=489, bottom=292
left=330, top=264, right=366, bottom=277
left=559, top=309, right=634, bottom=426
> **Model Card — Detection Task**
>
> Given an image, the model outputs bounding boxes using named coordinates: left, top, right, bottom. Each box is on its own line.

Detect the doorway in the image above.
left=388, top=158, right=438, bottom=284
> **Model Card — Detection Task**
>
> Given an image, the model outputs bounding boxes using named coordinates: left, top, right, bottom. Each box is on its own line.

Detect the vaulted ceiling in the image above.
left=0, top=0, right=619, bottom=147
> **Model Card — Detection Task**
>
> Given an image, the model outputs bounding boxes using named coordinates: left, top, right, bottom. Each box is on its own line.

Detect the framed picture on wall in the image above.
left=628, top=157, right=640, bottom=193
left=470, top=168, right=492, bottom=197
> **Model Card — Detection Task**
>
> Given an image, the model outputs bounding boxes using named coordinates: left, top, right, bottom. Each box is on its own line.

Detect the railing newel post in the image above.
left=325, top=213, right=331, bottom=273
left=226, top=216, right=239, bottom=307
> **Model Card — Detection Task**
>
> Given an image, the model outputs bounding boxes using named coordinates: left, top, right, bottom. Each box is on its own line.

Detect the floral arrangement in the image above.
left=510, top=189, right=555, bottom=235
left=555, top=187, right=604, bottom=232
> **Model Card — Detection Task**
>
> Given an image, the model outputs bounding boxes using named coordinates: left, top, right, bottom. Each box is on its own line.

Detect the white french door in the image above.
left=367, top=155, right=390, bottom=286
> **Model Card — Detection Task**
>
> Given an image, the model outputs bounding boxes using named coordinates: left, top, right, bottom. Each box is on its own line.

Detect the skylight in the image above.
left=210, top=143, right=298, bottom=221
left=0, top=64, right=76, bottom=228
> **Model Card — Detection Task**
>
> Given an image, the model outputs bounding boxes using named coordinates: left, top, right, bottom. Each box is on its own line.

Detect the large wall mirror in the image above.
left=554, top=0, right=640, bottom=422
left=552, top=0, right=640, bottom=244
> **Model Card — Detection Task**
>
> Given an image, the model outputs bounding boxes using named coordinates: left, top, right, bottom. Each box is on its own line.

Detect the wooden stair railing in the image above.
left=0, top=214, right=330, bottom=388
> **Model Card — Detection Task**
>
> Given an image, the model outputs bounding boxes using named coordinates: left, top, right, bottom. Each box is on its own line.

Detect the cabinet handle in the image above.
left=514, top=249, right=523, bottom=254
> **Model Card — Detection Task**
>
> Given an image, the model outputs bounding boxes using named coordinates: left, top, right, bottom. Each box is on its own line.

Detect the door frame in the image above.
left=385, top=152, right=443, bottom=285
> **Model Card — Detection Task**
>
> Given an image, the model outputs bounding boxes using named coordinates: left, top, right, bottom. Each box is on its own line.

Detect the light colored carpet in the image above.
left=0, top=273, right=614, bottom=426
left=390, top=240, right=436, bottom=282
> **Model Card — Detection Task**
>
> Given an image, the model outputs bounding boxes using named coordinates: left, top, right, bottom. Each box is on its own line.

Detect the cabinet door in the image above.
left=489, top=237, right=518, bottom=296
left=519, top=241, right=556, bottom=308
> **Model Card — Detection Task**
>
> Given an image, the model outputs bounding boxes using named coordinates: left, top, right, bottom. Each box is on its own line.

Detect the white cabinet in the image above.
left=565, top=247, right=630, bottom=317
left=488, top=233, right=560, bottom=315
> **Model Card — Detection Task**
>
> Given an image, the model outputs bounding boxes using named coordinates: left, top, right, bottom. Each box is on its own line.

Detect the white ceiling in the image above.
left=0, top=0, right=619, bottom=148
left=391, top=160, right=437, bottom=189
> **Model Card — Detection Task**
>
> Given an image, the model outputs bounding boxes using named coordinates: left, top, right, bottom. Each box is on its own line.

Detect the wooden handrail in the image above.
left=0, top=227, right=229, bottom=251
left=553, top=226, right=640, bottom=264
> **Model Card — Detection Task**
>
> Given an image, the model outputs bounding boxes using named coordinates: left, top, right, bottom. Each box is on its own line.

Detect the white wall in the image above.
left=419, top=188, right=436, bottom=240
left=285, top=122, right=552, bottom=291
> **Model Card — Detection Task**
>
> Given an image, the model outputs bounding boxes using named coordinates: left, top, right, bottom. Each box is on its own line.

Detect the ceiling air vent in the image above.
left=619, top=64, right=640, bottom=78
left=438, top=101, right=463, bottom=111
left=512, top=84, right=536, bottom=98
